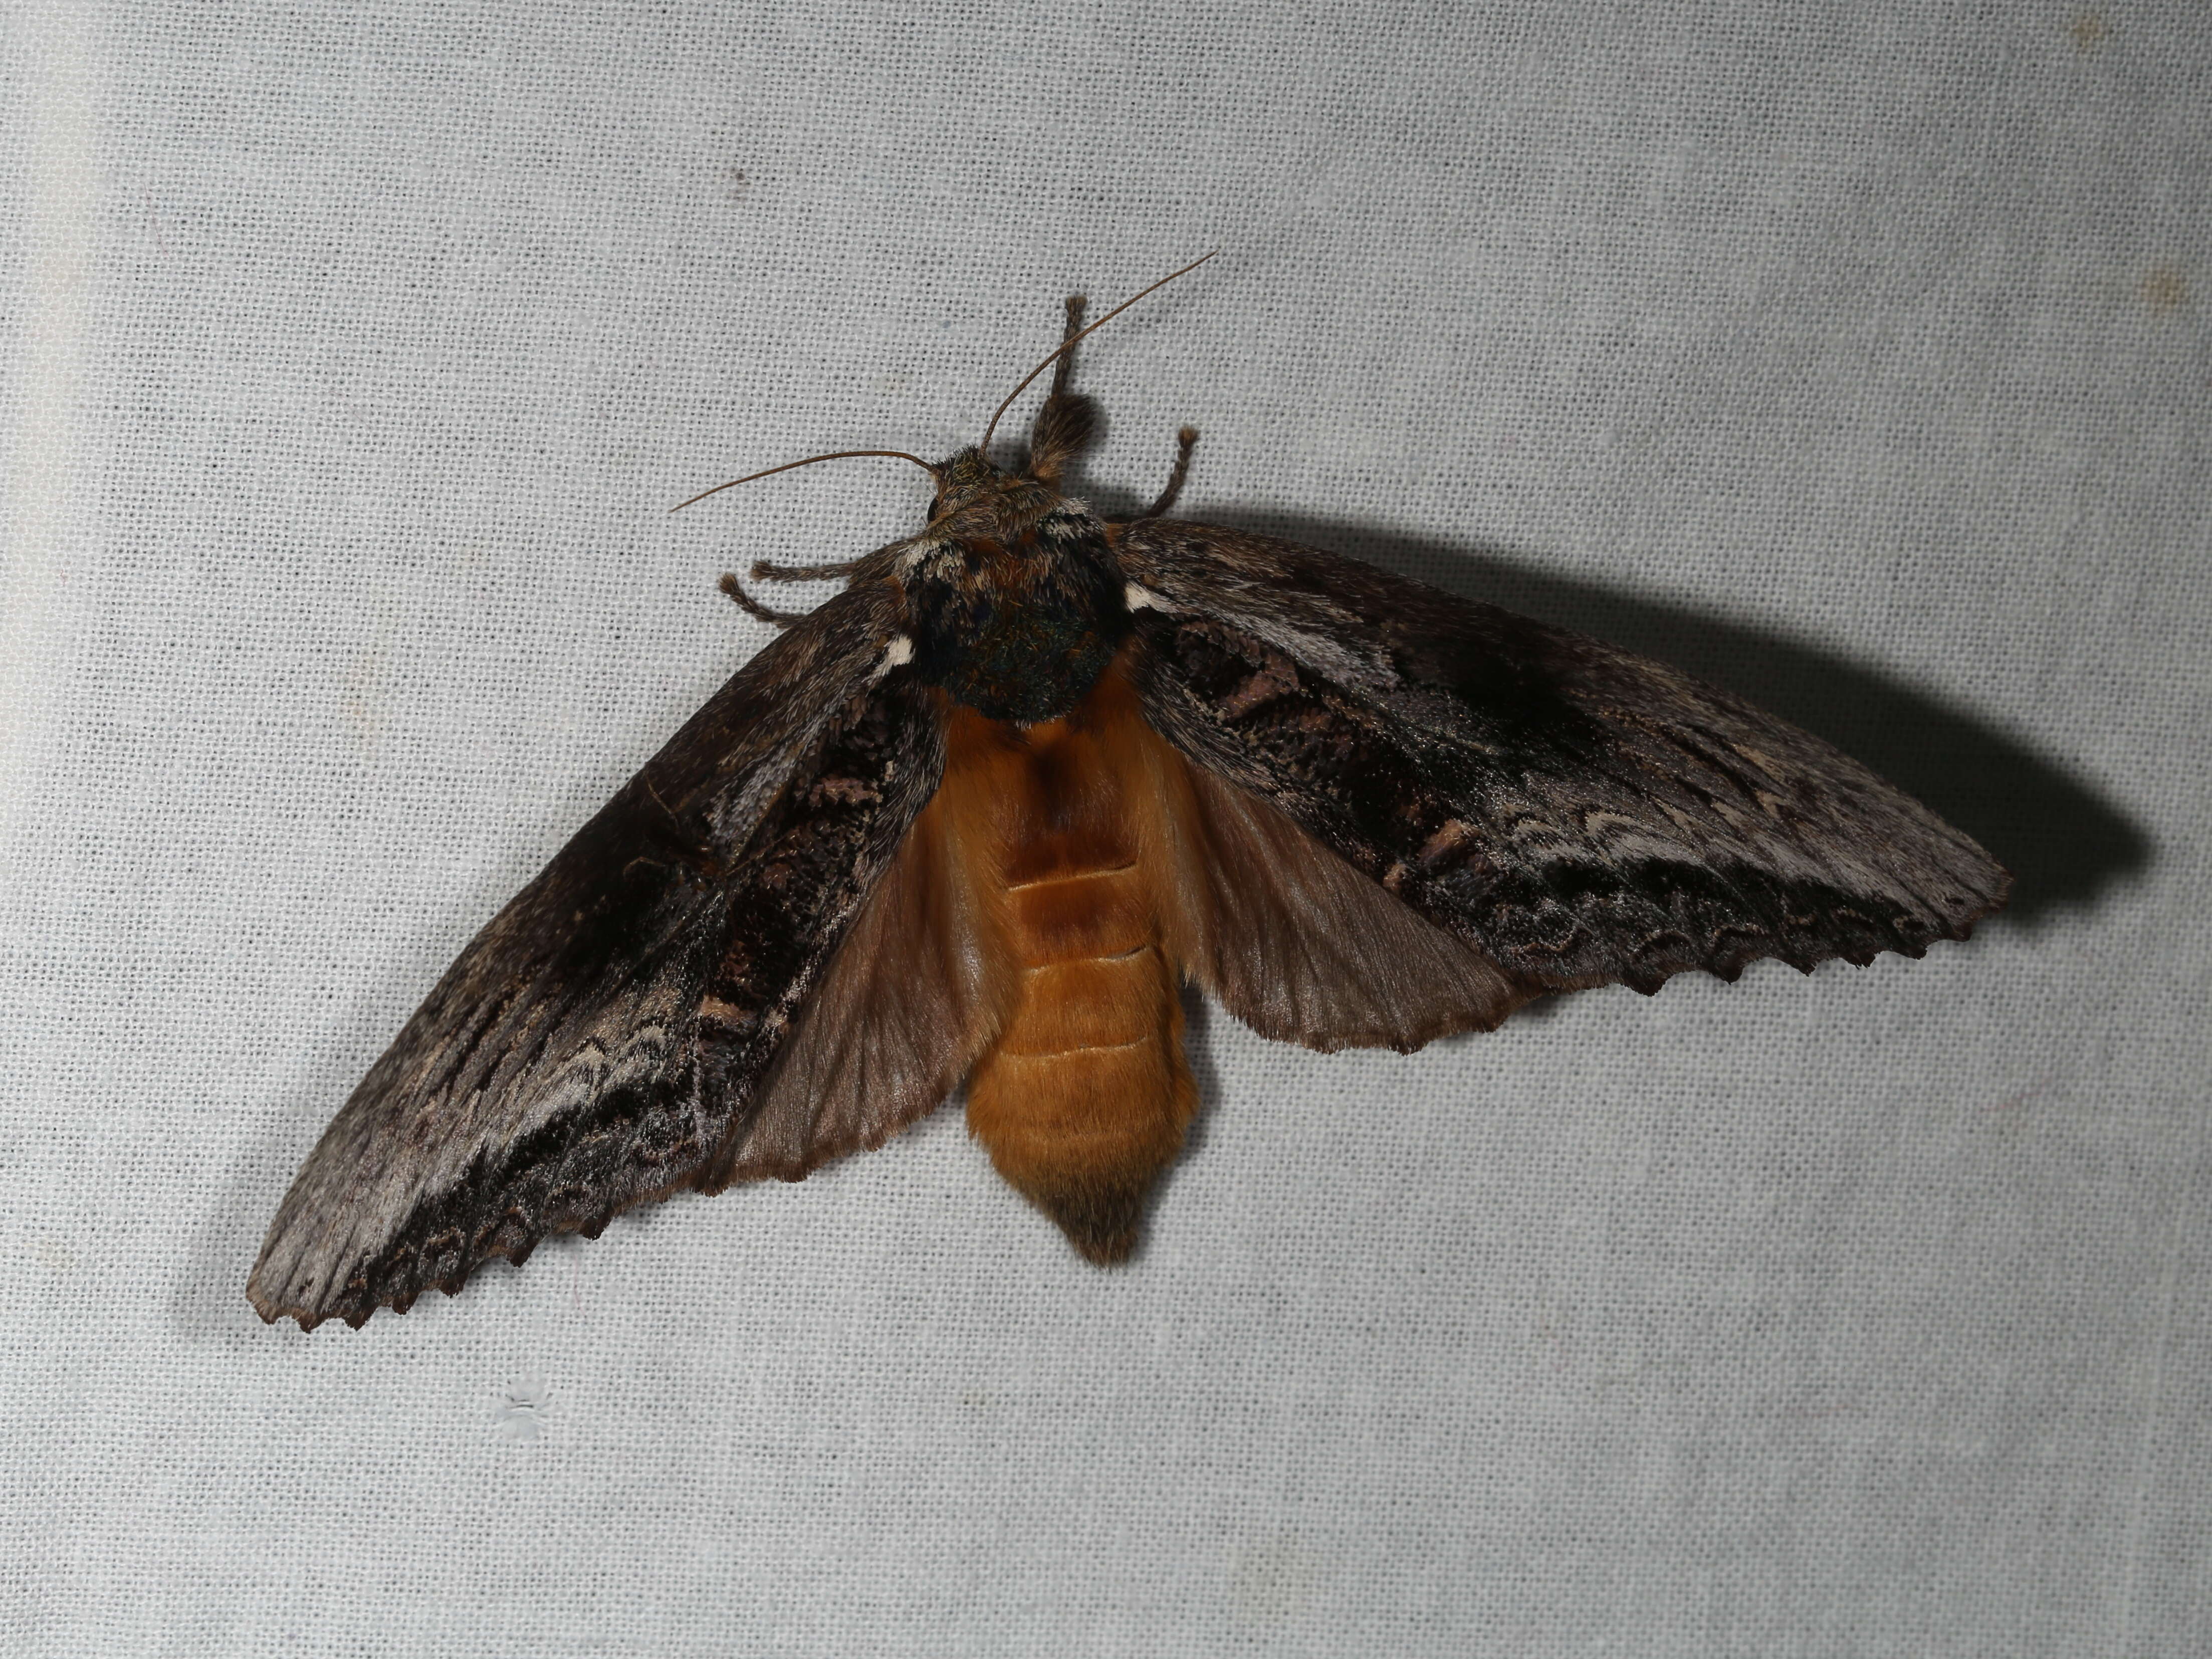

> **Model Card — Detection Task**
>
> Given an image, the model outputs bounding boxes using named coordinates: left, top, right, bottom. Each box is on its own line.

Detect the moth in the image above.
left=250, top=261, right=2009, bottom=1329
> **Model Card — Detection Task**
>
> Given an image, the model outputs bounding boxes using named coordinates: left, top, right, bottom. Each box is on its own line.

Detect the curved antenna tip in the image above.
left=979, top=253, right=1221, bottom=455
left=669, top=449, right=938, bottom=514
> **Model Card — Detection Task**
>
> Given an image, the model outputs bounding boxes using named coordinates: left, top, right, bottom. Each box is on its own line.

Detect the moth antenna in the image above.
left=979, top=252, right=1220, bottom=458
left=1046, top=295, right=1087, bottom=398
left=1141, top=426, right=1200, bottom=518
left=717, top=571, right=808, bottom=629
left=751, top=556, right=867, bottom=584
left=671, top=450, right=938, bottom=515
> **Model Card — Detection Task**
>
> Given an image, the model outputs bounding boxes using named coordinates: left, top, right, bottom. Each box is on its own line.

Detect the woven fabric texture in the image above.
left=5, top=2, right=2207, bottom=1653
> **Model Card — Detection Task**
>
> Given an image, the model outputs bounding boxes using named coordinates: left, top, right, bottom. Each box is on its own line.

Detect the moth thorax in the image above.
left=907, top=512, right=1129, bottom=723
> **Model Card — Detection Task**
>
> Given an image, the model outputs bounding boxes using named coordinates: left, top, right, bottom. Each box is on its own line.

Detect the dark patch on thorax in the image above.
left=907, top=510, right=1129, bottom=724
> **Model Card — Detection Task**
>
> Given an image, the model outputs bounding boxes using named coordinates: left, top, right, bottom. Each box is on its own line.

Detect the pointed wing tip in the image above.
left=1923, top=855, right=2011, bottom=946
left=1979, top=861, right=2016, bottom=922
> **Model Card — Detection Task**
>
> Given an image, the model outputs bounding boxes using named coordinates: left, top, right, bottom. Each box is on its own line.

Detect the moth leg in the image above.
left=751, top=556, right=866, bottom=584
left=1140, top=426, right=1199, bottom=518
left=1028, top=294, right=1100, bottom=487
left=717, top=571, right=809, bottom=629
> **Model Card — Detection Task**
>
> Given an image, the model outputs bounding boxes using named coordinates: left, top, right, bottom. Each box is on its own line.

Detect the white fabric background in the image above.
left=5, top=2, right=2207, bottom=1652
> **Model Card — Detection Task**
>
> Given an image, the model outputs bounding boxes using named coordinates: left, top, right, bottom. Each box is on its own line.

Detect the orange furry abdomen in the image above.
left=937, top=667, right=1198, bottom=1262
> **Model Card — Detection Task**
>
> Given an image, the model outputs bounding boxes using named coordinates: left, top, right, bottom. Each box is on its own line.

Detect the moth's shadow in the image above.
left=1103, top=498, right=2146, bottom=921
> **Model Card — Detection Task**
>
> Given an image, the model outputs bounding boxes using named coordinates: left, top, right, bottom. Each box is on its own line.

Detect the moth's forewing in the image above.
left=249, top=587, right=945, bottom=1329
left=1117, top=520, right=2008, bottom=994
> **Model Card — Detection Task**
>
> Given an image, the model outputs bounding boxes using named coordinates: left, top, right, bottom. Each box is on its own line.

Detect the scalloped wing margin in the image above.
left=248, top=584, right=948, bottom=1329
left=1117, top=521, right=2010, bottom=995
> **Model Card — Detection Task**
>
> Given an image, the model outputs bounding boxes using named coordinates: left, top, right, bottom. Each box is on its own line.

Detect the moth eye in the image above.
left=926, top=496, right=945, bottom=521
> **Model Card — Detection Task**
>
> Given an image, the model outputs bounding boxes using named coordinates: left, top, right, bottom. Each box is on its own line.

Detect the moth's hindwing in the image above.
left=248, top=584, right=946, bottom=1329
left=1116, top=521, right=2010, bottom=994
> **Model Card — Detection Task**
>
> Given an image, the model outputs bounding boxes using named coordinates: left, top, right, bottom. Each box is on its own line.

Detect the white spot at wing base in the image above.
left=1125, top=582, right=1172, bottom=612
left=871, top=636, right=915, bottom=681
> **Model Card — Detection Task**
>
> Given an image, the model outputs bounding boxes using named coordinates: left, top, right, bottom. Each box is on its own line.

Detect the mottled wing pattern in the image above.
left=249, top=582, right=943, bottom=1329
left=1118, top=521, right=2009, bottom=996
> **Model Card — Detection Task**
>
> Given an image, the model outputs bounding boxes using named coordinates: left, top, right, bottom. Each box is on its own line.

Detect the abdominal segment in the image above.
left=940, top=670, right=1199, bottom=1262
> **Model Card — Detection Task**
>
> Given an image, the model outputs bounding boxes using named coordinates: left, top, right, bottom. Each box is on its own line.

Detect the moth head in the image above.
left=920, top=445, right=1073, bottom=543
left=928, top=447, right=1004, bottom=521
